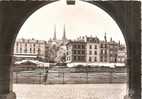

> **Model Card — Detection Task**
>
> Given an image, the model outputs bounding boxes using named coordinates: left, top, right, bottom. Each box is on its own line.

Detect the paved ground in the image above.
left=13, top=84, right=127, bottom=99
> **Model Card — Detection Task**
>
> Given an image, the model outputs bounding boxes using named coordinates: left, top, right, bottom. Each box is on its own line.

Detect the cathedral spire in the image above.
left=104, top=32, right=107, bottom=42
left=62, top=24, right=67, bottom=41
left=53, top=24, right=57, bottom=40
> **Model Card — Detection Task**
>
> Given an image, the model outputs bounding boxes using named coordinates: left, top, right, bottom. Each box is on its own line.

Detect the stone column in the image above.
left=0, top=1, right=57, bottom=99
left=0, top=54, right=16, bottom=99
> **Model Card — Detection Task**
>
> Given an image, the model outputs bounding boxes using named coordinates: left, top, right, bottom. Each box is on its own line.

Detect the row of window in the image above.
left=89, top=45, right=97, bottom=49
left=16, top=47, right=41, bottom=54
left=100, top=56, right=107, bottom=62
left=73, top=50, right=85, bottom=54
left=87, top=38, right=99, bottom=43
left=70, top=44, right=119, bottom=50
left=66, top=56, right=85, bottom=61
left=109, top=57, right=117, bottom=62
left=117, top=58, right=125, bottom=62
left=100, top=50, right=107, bottom=54
left=16, top=43, right=43, bottom=48
left=73, top=44, right=85, bottom=49
left=67, top=50, right=114, bottom=55
left=88, top=57, right=97, bottom=62
left=71, top=43, right=119, bottom=49
left=89, top=51, right=97, bottom=55
left=88, top=57, right=117, bottom=62
left=73, top=56, right=85, bottom=61
left=67, top=50, right=118, bottom=56
left=66, top=55, right=123, bottom=63
left=89, top=50, right=108, bottom=55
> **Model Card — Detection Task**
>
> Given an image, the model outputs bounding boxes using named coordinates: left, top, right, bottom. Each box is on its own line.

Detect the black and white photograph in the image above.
left=0, top=0, right=141, bottom=99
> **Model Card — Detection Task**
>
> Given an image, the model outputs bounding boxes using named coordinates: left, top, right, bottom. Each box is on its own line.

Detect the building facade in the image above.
left=66, top=35, right=127, bottom=64
left=85, top=36, right=100, bottom=63
left=14, top=25, right=68, bottom=62
left=66, top=40, right=86, bottom=63
left=108, top=39, right=119, bottom=63
left=14, top=31, right=126, bottom=64
left=117, top=45, right=127, bottom=63
left=14, top=38, right=47, bottom=61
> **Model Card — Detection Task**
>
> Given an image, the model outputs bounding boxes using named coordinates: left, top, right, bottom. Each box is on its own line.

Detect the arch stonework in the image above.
left=0, top=1, right=141, bottom=99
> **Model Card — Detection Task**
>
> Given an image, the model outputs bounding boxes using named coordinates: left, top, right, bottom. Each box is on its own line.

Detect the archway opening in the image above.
left=12, top=0, right=128, bottom=99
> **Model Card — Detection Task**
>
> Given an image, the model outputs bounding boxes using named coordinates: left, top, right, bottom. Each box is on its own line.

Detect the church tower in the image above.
left=62, top=24, right=67, bottom=41
left=104, top=32, right=107, bottom=42
left=53, top=24, right=57, bottom=41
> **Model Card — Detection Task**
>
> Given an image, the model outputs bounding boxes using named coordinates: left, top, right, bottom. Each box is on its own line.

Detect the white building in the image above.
left=14, top=38, right=47, bottom=61
left=66, top=34, right=127, bottom=65
left=85, top=36, right=100, bottom=63
left=117, top=46, right=127, bottom=63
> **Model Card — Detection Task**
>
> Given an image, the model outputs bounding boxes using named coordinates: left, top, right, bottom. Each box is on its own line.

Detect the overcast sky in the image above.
left=17, top=0, right=126, bottom=44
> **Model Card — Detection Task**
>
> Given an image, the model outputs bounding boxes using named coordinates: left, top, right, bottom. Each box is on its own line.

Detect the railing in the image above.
left=13, top=67, right=128, bottom=84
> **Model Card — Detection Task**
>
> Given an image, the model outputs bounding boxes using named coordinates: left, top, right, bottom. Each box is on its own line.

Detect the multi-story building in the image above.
left=14, top=25, right=68, bottom=62
left=66, top=40, right=86, bottom=63
left=85, top=36, right=100, bottom=63
left=108, top=39, right=119, bottom=63
left=66, top=34, right=127, bottom=64
left=99, top=40, right=109, bottom=63
left=14, top=28, right=126, bottom=64
left=14, top=38, right=47, bottom=61
left=117, top=45, right=127, bottom=63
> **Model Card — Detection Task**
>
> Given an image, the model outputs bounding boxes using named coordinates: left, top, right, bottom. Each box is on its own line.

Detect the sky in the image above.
left=17, top=0, right=126, bottom=44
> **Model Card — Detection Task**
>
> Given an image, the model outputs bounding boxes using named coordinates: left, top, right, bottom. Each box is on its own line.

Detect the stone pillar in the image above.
left=88, top=1, right=141, bottom=99
left=0, top=92, right=16, bottom=99
left=0, top=1, right=56, bottom=99
left=0, top=54, right=16, bottom=99
left=128, top=2, right=141, bottom=99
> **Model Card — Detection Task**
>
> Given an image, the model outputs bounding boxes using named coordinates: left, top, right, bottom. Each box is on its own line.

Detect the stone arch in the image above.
left=0, top=1, right=140, bottom=99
